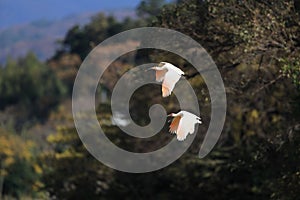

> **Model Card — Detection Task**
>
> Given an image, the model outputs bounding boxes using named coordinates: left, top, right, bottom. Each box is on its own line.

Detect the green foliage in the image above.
left=136, top=0, right=167, bottom=18
left=0, top=52, right=67, bottom=119
left=41, top=110, right=114, bottom=200
left=280, top=57, right=300, bottom=89
left=0, top=128, right=41, bottom=199
left=149, top=0, right=300, bottom=199
left=58, top=14, right=146, bottom=60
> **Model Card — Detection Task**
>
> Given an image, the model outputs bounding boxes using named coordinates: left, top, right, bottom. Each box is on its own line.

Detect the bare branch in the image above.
left=251, top=74, right=284, bottom=95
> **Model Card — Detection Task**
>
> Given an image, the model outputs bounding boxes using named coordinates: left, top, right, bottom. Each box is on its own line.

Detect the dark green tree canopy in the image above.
left=0, top=52, right=66, bottom=119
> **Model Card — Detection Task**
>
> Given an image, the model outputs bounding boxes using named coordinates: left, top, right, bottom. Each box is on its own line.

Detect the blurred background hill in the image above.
left=0, top=5, right=136, bottom=64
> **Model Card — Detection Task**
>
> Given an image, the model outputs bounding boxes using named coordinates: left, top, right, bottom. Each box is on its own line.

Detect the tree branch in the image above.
left=251, top=74, right=284, bottom=95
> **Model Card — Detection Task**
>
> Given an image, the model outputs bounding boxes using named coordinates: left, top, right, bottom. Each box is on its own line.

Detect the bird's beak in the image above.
left=145, top=67, right=155, bottom=72
left=145, top=67, right=157, bottom=72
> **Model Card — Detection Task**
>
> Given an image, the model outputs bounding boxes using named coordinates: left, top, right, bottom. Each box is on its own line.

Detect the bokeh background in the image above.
left=0, top=0, right=300, bottom=199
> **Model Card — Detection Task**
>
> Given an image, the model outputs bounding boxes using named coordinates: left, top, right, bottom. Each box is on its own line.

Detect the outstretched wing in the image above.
left=176, top=116, right=190, bottom=141
left=161, top=69, right=181, bottom=97
left=169, top=116, right=181, bottom=134
left=155, top=69, right=168, bottom=82
left=166, top=63, right=184, bottom=75
left=176, top=112, right=202, bottom=141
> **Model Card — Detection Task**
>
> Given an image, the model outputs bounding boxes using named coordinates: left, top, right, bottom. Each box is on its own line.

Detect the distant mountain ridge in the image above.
left=0, top=9, right=136, bottom=64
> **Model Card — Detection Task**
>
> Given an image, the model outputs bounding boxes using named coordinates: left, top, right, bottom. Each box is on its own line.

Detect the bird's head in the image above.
left=145, top=66, right=158, bottom=72
left=157, top=62, right=167, bottom=68
left=167, top=113, right=175, bottom=123
left=168, top=113, right=174, bottom=117
left=168, top=111, right=183, bottom=118
left=167, top=113, right=176, bottom=117
left=146, top=62, right=167, bottom=71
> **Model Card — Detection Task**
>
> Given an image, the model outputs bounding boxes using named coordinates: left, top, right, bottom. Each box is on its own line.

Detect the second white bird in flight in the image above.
left=168, top=111, right=202, bottom=141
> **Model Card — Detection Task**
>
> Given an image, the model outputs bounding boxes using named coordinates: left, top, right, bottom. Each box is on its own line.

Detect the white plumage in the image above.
left=168, top=111, right=202, bottom=141
left=151, top=62, right=184, bottom=97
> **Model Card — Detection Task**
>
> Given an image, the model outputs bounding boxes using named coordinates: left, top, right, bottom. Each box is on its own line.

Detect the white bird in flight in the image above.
left=150, top=62, right=184, bottom=97
left=168, top=111, right=202, bottom=141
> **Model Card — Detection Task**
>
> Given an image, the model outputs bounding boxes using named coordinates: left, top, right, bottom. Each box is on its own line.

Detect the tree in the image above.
left=136, top=0, right=167, bottom=18
left=0, top=52, right=67, bottom=120
left=149, top=0, right=300, bottom=199
left=40, top=106, right=114, bottom=199
left=36, top=0, right=300, bottom=199
left=0, top=127, right=41, bottom=199
left=56, top=14, right=146, bottom=61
